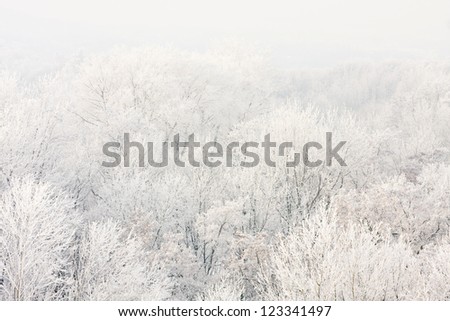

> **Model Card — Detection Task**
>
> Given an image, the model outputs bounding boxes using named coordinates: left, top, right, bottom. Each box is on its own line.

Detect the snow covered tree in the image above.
left=257, top=207, right=419, bottom=300
left=71, top=220, right=172, bottom=300
left=0, top=177, right=79, bottom=300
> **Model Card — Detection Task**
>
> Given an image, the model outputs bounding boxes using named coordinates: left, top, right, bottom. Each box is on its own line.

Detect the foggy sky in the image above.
left=1, top=0, right=449, bottom=69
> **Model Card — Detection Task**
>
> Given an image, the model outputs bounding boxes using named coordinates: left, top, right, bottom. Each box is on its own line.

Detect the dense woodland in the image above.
left=1, top=45, right=450, bottom=300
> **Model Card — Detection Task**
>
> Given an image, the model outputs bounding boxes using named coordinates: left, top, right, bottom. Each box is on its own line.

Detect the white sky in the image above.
left=1, top=0, right=450, bottom=68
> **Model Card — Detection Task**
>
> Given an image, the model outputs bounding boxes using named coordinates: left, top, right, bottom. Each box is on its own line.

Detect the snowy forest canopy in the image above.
left=1, top=45, right=450, bottom=300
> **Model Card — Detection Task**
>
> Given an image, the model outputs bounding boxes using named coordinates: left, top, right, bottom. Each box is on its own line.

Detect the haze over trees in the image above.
left=0, top=45, right=450, bottom=300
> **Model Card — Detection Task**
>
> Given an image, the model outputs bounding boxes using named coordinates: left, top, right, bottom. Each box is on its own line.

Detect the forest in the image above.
left=0, top=45, right=450, bottom=300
